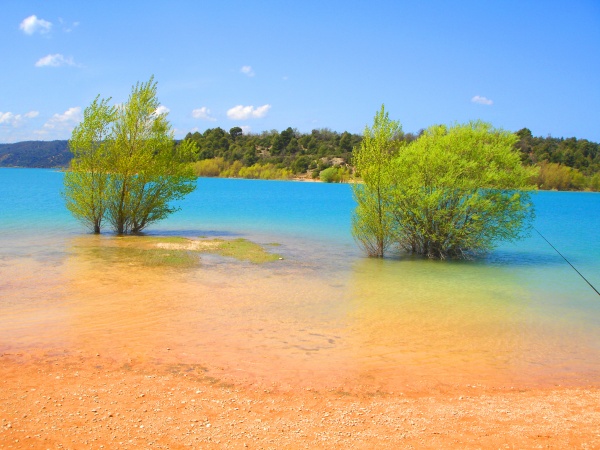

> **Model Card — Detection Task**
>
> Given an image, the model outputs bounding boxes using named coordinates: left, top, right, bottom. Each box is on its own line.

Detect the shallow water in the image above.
left=1, top=168, right=600, bottom=391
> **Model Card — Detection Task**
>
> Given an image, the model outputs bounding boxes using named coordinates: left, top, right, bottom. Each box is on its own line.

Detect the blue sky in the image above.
left=1, top=1, right=599, bottom=143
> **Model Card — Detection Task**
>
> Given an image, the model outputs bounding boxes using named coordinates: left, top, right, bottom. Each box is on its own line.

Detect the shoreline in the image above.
left=2, top=166, right=600, bottom=192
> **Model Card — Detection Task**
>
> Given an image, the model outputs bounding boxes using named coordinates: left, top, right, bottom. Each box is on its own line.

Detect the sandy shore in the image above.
left=1, top=350, right=599, bottom=449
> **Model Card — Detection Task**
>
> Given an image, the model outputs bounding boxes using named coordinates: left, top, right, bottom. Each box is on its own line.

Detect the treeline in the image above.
left=516, top=128, right=600, bottom=190
left=2, top=127, right=600, bottom=191
left=184, top=126, right=600, bottom=190
left=184, top=126, right=362, bottom=181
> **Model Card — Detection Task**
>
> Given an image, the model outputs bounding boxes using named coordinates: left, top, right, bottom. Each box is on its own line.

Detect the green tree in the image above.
left=271, top=132, right=284, bottom=155
left=291, top=155, right=310, bottom=174
left=351, top=105, right=403, bottom=257
left=389, top=122, right=537, bottom=259
left=62, top=96, right=116, bottom=233
left=320, top=167, right=338, bottom=182
left=320, top=166, right=350, bottom=183
left=589, top=173, right=600, bottom=191
left=63, top=77, right=197, bottom=235
left=286, top=137, right=300, bottom=154
left=536, top=161, right=586, bottom=190
left=339, top=131, right=353, bottom=152
left=242, top=147, right=258, bottom=166
left=229, top=126, right=243, bottom=140
left=280, top=127, right=295, bottom=148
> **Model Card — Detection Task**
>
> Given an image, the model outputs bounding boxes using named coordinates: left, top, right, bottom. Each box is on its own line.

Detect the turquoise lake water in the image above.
left=1, top=167, right=600, bottom=390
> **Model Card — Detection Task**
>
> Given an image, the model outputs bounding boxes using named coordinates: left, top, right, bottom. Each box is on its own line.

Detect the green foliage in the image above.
left=193, top=157, right=292, bottom=180
left=352, top=113, right=537, bottom=259
left=589, top=173, right=600, bottom=191
left=81, top=236, right=201, bottom=268
left=389, top=122, right=537, bottom=259
left=121, top=247, right=201, bottom=268
left=78, top=235, right=280, bottom=267
left=351, top=105, right=403, bottom=257
left=182, top=126, right=361, bottom=180
left=319, top=167, right=337, bottom=182
left=319, top=166, right=350, bottom=183
left=63, top=77, right=197, bottom=235
left=238, top=163, right=291, bottom=180
left=291, top=155, right=310, bottom=174
left=229, top=126, right=243, bottom=140
left=536, top=161, right=587, bottom=190
left=63, top=96, right=116, bottom=233
left=193, top=157, right=229, bottom=177
left=515, top=128, right=600, bottom=182
left=105, top=78, right=197, bottom=234
left=6, top=119, right=600, bottom=192
left=220, top=160, right=244, bottom=178
left=200, top=238, right=282, bottom=263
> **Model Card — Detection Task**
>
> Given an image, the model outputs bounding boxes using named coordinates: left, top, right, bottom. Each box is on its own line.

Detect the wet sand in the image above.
left=2, top=236, right=600, bottom=447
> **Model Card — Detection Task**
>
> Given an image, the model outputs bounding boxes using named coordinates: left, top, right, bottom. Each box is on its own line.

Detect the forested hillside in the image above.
left=515, top=128, right=600, bottom=190
left=184, top=126, right=600, bottom=190
left=0, top=140, right=70, bottom=168
left=185, top=127, right=363, bottom=181
left=1, top=128, right=599, bottom=190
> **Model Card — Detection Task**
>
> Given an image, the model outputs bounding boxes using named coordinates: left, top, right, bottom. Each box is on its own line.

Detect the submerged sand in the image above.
left=1, top=235, right=600, bottom=447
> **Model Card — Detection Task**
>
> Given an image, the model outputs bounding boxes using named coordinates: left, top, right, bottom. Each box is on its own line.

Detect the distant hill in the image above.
left=0, top=141, right=71, bottom=168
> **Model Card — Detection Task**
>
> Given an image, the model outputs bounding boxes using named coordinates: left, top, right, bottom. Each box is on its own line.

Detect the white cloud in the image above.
left=20, top=15, right=52, bottom=35
left=58, top=17, right=80, bottom=33
left=35, top=53, right=79, bottom=68
left=0, top=110, right=39, bottom=127
left=42, top=107, right=82, bottom=131
left=240, top=125, right=252, bottom=135
left=191, top=107, right=216, bottom=121
left=471, top=95, right=493, bottom=106
left=240, top=65, right=255, bottom=77
left=0, top=112, right=17, bottom=125
left=226, top=104, right=271, bottom=120
left=155, top=105, right=170, bottom=116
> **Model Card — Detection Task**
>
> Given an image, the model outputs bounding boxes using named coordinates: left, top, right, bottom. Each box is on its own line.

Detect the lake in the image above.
left=1, top=167, right=599, bottom=391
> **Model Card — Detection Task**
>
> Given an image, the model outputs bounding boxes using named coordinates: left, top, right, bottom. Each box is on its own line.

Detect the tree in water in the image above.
left=351, top=105, right=403, bottom=257
left=389, top=121, right=537, bottom=259
left=63, top=77, right=197, bottom=234
left=63, top=96, right=115, bottom=233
